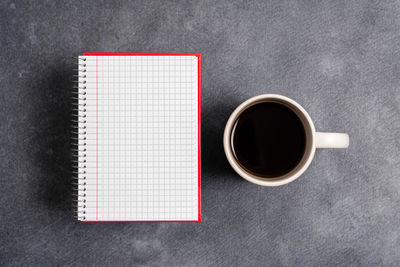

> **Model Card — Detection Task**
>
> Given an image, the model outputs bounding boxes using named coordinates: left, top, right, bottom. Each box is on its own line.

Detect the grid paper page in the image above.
left=80, top=54, right=200, bottom=221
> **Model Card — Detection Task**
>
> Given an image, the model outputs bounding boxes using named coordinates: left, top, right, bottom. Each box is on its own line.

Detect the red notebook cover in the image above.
left=75, top=53, right=201, bottom=222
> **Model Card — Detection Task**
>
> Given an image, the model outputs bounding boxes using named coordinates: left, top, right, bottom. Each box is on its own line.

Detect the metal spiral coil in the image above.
left=72, top=56, right=87, bottom=221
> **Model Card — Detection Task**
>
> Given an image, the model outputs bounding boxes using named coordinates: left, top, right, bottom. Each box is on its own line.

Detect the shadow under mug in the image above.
left=223, top=94, right=349, bottom=186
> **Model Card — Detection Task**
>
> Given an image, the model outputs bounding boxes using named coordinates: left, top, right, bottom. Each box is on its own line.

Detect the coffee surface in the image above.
left=231, top=102, right=306, bottom=178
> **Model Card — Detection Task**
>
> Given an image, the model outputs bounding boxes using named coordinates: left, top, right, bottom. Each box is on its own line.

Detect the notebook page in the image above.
left=80, top=55, right=200, bottom=221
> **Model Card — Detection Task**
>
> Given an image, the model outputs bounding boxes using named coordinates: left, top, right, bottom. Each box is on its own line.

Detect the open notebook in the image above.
left=73, top=53, right=201, bottom=222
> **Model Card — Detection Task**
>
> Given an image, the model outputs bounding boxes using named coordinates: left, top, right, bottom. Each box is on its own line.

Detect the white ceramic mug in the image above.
left=223, top=94, right=349, bottom=186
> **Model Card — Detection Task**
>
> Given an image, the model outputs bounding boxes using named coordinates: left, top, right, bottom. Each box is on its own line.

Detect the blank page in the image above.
left=77, top=53, right=201, bottom=222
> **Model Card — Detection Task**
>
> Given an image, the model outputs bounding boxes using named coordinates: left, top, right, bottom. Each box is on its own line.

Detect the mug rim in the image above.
left=223, top=94, right=316, bottom=186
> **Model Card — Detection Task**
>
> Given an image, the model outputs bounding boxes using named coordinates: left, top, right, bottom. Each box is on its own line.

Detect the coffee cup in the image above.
left=223, top=94, right=349, bottom=186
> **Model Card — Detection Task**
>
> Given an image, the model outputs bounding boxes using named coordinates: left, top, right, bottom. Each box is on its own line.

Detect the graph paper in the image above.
left=77, top=53, right=201, bottom=222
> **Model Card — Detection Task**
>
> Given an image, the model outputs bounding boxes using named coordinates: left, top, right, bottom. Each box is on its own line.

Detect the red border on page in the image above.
left=83, top=52, right=201, bottom=223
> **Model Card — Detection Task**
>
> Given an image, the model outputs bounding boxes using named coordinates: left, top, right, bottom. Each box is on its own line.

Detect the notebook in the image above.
left=73, top=53, right=201, bottom=222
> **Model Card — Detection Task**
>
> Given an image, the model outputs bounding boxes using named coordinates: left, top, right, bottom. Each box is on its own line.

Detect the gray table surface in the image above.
left=1, top=0, right=400, bottom=266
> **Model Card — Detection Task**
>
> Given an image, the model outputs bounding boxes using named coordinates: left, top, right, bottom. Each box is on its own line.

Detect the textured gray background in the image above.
left=1, top=0, right=400, bottom=266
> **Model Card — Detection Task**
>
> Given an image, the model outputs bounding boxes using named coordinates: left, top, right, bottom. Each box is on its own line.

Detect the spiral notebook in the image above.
left=74, top=53, right=201, bottom=222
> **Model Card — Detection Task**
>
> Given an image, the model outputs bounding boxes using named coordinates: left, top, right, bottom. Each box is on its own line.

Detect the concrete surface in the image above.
left=1, top=0, right=400, bottom=266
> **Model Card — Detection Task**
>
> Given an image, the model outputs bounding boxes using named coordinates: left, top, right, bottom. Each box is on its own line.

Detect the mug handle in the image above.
left=315, top=132, right=349, bottom=148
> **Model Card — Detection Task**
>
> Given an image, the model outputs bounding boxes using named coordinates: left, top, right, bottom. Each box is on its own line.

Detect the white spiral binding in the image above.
left=73, top=56, right=87, bottom=221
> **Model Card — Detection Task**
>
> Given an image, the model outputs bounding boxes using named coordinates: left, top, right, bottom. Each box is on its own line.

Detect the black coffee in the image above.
left=231, top=102, right=306, bottom=178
